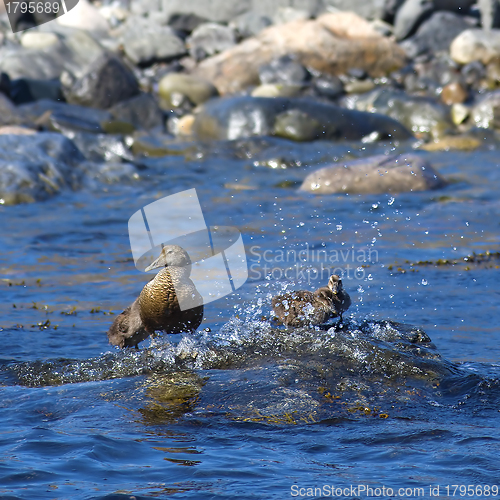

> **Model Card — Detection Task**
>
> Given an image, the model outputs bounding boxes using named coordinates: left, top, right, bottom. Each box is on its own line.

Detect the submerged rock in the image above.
left=0, top=132, right=86, bottom=204
left=108, top=93, right=164, bottom=131
left=470, top=90, right=500, bottom=128
left=193, top=12, right=406, bottom=94
left=192, top=96, right=413, bottom=141
left=299, top=153, right=447, bottom=195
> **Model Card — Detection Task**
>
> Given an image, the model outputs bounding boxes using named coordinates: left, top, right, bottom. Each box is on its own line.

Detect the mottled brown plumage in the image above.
left=107, top=245, right=204, bottom=349
left=272, top=274, right=351, bottom=327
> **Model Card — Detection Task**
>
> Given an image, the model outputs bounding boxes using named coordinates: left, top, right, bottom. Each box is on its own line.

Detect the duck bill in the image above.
left=145, top=255, right=165, bottom=272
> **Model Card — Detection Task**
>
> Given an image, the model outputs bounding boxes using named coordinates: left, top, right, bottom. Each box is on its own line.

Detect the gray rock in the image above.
left=322, top=0, right=388, bottom=20
left=192, top=96, right=413, bottom=141
left=62, top=52, right=139, bottom=110
left=108, top=93, right=164, bottom=131
left=167, top=13, right=208, bottom=33
left=158, top=0, right=250, bottom=23
left=70, top=133, right=135, bottom=163
left=158, top=72, right=219, bottom=106
left=401, top=11, right=477, bottom=56
left=0, top=94, right=20, bottom=126
left=10, top=78, right=62, bottom=105
left=121, top=17, right=186, bottom=64
left=259, top=55, right=309, bottom=86
left=394, top=0, right=434, bottom=41
left=471, top=90, right=500, bottom=128
left=0, top=132, right=86, bottom=204
left=299, top=153, right=447, bottom=195
left=229, top=11, right=272, bottom=38
left=187, top=22, right=237, bottom=60
left=346, top=88, right=453, bottom=140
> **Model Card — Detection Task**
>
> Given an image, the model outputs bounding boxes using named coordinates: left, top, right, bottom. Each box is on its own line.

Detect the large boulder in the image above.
left=192, top=96, right=413, bottom=141
left=193, top=12, right=407, bottom=94
left=299, top=153, right=447, bottom=195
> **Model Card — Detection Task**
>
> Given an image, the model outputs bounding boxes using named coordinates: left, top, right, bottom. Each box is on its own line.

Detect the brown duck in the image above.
left=107, top=245, right=204, bottom=349
left=272, top=274, right=351, bottom=327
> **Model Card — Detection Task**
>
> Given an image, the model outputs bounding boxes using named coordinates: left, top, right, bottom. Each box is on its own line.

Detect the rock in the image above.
left=251, top=83, right=302, bottom=97
left=0, top=126, right=36, bottom=135
left=70, top=133, right=135, bottom=163
left=0, top=132, right=86, bottom=204
left=120, top=17, right=186, bottom=65
left=299, top=153, right=447, bottom=195
left=192, top=96, right=413, bottom=141
left=347, top=88, right=453, bottom=139
left=441, top=81, right=468, bottom=105
left=420, top=135, right=480, bottom=150
left=478, top=0, right=500, bottom=29
left=62, top=52, right=139, bottom=110
left=461, top=60, right=487, bottom=88
left=82, top=161, right=140, bottom=185
left=258, top=55, right=309, bottom=86
left=470, top=90, right=500, bottom=128
left=20, top=32, right=59, bottom=49
left=273, top=7, right=310, bottom=24
left=401, top=11, right=477, bottom=56
left=157, top=0, right=249, bottom=23
left=229, top=11, right=272, bottom=38
left=167, top=13, right=208, bottom=33
left=18, top=99, right=113, bottom=134
left=187, top=23, right=237, bottom=61
left=174, top=114, right=196, bottom=136
left=311, top=75, right=344, bottom=100
left=393, top=0, right=434, bottom=41
left=193, top=12, right=407, bottom=94
left=10, top=78, right=62, bottom=105
left=322, top=0, right=388, bottom=20
left=0, top=93, right=21, bottom=126
left=450, top=29, right=500, bottom=65
left=108, top=93, right=164, bottom=131
left=451, top=102, right=470, bottom=124
left=343, top=79, right=376, bottom=94
left=56, top=0, right=110, bottom=34
left=158, top=73, right=219, bottom=106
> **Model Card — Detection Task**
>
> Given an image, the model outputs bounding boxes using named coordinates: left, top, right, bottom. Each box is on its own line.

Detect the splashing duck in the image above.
left=271, top=274, right=351, bottom=327
left=107, top=245, right=204, bottom=349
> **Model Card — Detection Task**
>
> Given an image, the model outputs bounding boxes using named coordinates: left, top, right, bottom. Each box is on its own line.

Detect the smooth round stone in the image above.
left=450, top=29, right=500, bottom=65
left=251, top=83, right=302, bottom=98
left=343, top=79, right=376, bottom=94
left=451, top=103, right=470, bottom=125
left=158, top=73, right=218, bottom=106
left=299, top=153, right=447, bottom=195
left=441, top=82, right=468, bottom=105
left=174, top=114, right=195, bottom=136
left=21, top=32, right=59, bottom=49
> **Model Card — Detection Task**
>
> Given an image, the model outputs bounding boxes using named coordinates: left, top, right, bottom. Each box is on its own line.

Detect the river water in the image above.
left=0, top=137, right=499, bottom=499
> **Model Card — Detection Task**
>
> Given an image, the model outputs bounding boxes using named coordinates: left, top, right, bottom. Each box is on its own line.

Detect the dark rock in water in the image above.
left=70, top=132, right=135, bottom=163
left=310, top=74, right=344, bottom=100
left=187, top=22, right=237, bottom=61
left=192, top=96, right=413, bottom=142
left=345, top=87, right=453, bottom=139
left=62, top=52, right=139, bottom=110
left=120, top=17, right=187, bottom=65
left=108, top=93, right=164, bottom=131
left=258, top=55, right=309, bottom=86
left=0, top=132, right=86, bottom=204
left=0, top=72, right=10, bottom=97
left=229, top=11, right=272, bottom=38
left=18, top=99, right=113, bottom=134
left=299, top=153, right=447, bottom=195
left=401, top=11, right=477, bottom=57
left=470, top=90, right=500, bottom=128
left=10, top=78, right=62, bottom=105
left=167, top=12, right=208, bottom=34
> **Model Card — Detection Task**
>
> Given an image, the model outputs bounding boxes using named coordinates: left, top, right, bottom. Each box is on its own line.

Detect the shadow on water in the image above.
left=2, top=318, right=498, bottom=426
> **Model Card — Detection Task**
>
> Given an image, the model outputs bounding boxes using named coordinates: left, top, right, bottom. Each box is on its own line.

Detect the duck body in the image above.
left=272, top=274, right=351, bottom=327
left=107, top=245, right=204, bottom=349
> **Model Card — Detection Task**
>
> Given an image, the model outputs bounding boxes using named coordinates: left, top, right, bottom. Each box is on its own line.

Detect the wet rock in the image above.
left=70, top=133, right=135, bottom=163
left=62, top=52, right=139, bottom=110
left=0, top=132, right=86, bottom=204
left=470, top=90, right=500, bottom=128
left=401, top=11, right=477, bottom=57
left=251, top=83, right=302, bottom=98
left=229, top=11, right=272, bottom=38
left=158, top=73, right=219, bottom=107
left=347, top=88, right=453, bottom=139
left=193, top=12, right=407, bottom=94
left=187, top=23, right=237, bottom=61
left=56, top=0, right=110, bottom=34
left=192, top=96, right=413, bottom=141
left=18, top=99, right=113, bottom=134
left=81, top=161, right=140, bottom=184
left=167, top=13, right=208, bottom=33
left=120, top=17, right=186, bottom=65
left=108, top=93, right=164, bottom=131
left=441, top=81, right=468, bottom=105
left=9, top=78, right=62, bottom=105
left=258, top=55, right=309, bottom=86
left=311, top=75, right=344, bottom=100
left=450, top=28, right=500, bottom=65
left=20, top=32, right=59, bottom=49
left=299, top=153, right=447, bottom=195
left=420, top=135, right=481, bottom=151
left=461, top=60, right=487, bottom=88
left=451, top=102, right=470, bottom=124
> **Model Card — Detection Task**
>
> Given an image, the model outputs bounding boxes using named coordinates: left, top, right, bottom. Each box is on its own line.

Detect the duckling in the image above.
left=107, top=245, right=204, bottom=349
left=271, top=274, right=351, bottom=327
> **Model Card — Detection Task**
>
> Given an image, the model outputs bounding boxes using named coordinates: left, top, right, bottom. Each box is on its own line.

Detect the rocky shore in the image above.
left=1, top=0, right=500, bottom=203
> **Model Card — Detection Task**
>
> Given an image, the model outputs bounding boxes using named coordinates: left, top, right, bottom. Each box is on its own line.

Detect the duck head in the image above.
left=145, top=245, right=191, bottom=271
left=327, top=274, right=343, bottom=294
